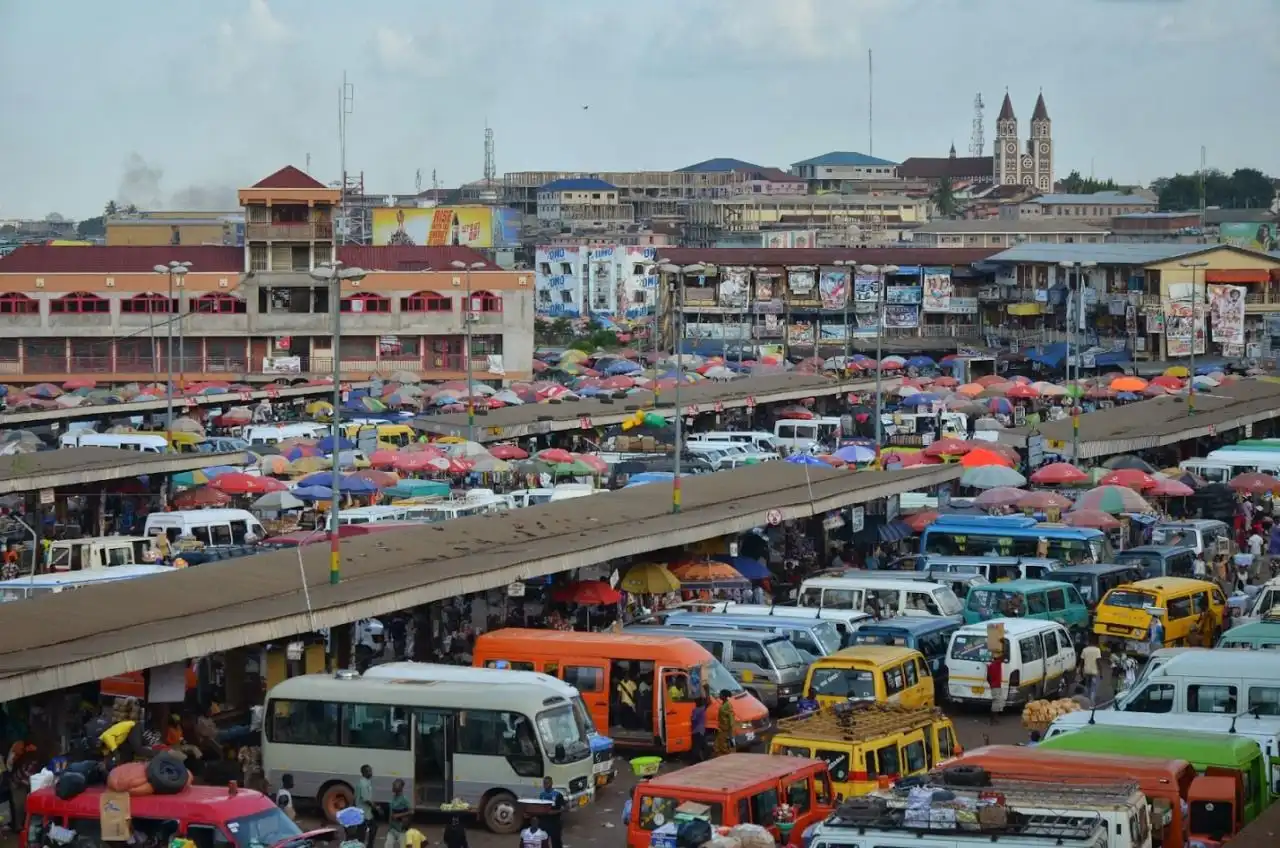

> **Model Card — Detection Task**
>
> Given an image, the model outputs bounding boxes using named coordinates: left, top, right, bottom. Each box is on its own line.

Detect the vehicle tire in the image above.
left=482, top=791, right=520, bottom=834
left=319, top=782, right=355, bottom=821
left=940, top=765, right=990, bottom=788
left=145, top=753, right=189, bottom=795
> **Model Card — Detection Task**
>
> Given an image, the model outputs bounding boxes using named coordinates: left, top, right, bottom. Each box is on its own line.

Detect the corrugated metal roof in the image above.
left=0, top=245, right=244, bottom=273
left=898, top=156, right=992, bottom=180
left=793, top=151, right=898, bottom=168
left=914, top=219, right=1108, bottom=234
left=335, top=246, right=498, bottom=272
left=1036, top=191, right=1157, bottom=206
left=656, top=247, right=1000, bottom=267
left=986, top=243, right=1207, bottom=265
left=539, top=178, right=617, bottom=192
left=677, top=158, right=763, bottom=173
left=251, top=165, right=328, bottom=190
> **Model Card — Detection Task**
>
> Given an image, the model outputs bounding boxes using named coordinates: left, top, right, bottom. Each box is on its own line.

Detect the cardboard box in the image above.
left=100, top=791, right=131, bottom=842
left=986, top=621, right=1005, bottom=655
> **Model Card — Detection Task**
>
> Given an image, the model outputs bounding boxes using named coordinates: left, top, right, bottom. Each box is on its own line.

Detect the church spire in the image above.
left=998, top=92, right=1016, bottom=121
left=1032, top=92, right=1049, bottom=121
left=949, top=141, right=956, bottom=158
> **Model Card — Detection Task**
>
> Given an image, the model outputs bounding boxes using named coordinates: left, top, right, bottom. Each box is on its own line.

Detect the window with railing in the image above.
left=470, top=290, right=503, bottom=313
left=401, top=291, right=453, bottom=312
left=193, top=293, right=247, bottom=314
left=340, top=293, right=391, bottom=313
left=0, top=293, right=38, bottom=314
left=50, top=292, right=110, bottom=314
left=120, top=293, right=173, bottom=314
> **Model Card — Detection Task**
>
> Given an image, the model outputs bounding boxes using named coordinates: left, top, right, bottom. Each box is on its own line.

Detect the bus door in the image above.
left=413, top=708, right=455, bottom=806
left=659, top=669, right=693, bottom=752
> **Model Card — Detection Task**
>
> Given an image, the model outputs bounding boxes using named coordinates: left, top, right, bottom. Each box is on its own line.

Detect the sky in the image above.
left=2, top=0, right=1278, bottom=220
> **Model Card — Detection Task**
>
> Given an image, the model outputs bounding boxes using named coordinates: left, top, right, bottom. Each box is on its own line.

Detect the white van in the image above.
left=797, top=576, right=965, bottom=622
left=1114, top=649, right=1280, bottom=716
left=548, top=483, right=599, bottom=502
left=143, top=508, right=266, bottom=546
left=337, top=506, right=410, bottom=525
left=243, top=423, right=327, bottom=446
left=809, top=811, right=1108, bottom=848
left=59, top=432, right=168, bottom=453
left=698, top=602, right=873, bottom=644
left=1238, top=577, right=1280, bottom=626
left=688, top=431, right=780, bottom=454
left=945, top=618, right=1077, bottom=707
left=772, top=417, right=842, bottom=454
left=46, top=536, right=157, bottom=572
left=1149, top=519, right=1233, bottom=559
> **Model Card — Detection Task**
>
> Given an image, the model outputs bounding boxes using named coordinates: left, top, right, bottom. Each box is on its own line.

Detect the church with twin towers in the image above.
left=993, top=91, right=1053, bottom=191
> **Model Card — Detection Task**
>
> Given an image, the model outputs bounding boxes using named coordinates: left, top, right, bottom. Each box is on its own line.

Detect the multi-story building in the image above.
left=1108, top=212, right=1204, bottom=243
left=899, top=145, right=995, bottom=188
left=105, top=211, right=244, bottom=247
left=535, top=178, right=635, bottom=229
left=504, top=165, right=738, bottom=222
left=1030, top=191, right=1158, bottom=221
left=789, top=152, right=900, bottom=191
left=684, top=193, right=929, bottom=248
left=992, top=93, right=1053, bottom=191
left=912, top=219, right=1109, bottom=248
left=533, top=244, right=659, bottom=320
left=0, top=166, right=535, bottom=384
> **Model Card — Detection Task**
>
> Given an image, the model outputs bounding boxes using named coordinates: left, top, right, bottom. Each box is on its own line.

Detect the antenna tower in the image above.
left=432, top=169, right=439, bottom=192
left=336, top=73, right=368, bottom=244
left=415, top=169, right=423, bottom=194
left=483, top=123, right=496, bottom=187
left=970, top=93, right=985, bottom=158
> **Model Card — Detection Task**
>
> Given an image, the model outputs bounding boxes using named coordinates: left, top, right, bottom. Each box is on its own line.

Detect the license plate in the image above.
left=592, top=761, right=611, bottom=774
left=578, top=795, right=590, bottom=808
left=744, top=731, right=756, bottom=742
left=971, top=686, right=985, bottom=694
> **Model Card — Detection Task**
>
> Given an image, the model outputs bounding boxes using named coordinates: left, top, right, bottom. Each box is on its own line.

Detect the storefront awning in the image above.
left=1007, top=303, right=1044, bottom=316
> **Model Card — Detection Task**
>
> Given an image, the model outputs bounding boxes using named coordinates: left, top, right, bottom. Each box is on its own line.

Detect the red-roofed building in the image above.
left=0, top=167, right=535, bottom=384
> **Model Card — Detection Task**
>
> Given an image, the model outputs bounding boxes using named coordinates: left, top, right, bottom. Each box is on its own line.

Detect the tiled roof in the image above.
left=998, top=93, right=1016, bottom=120
left=1032, top=93, right=1050, bottom=122
left=251, top=166, right=328, bottom=190
left=986, top=243, right=1213, bottom=265
left=656, top=247, right=1000, bottom=267
left=898, top=156, right=992, bottom=180
left=792, top=151, right=898, bottom=168
left=1036, top=192, right=1157, bottom=206
left=336, top=246, right=498, bottom=272
left=539, top=178, right=617, bottom=192
left=0, top=245, right=243, bottom=274
left=677, top=158, right=763, bottom=173
left=914, top=219, right=1109, bottom=234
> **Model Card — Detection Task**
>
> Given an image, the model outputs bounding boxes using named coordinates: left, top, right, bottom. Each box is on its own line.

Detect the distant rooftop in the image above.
left=899, top=156, right=992, bottom=181
left=987, top=242, right=1225, bottom=265
left=1112, top=211, right=1200, bottom=220
left=1036, top=191, right=1157, bottom=206
left=251, top=165, right=328, bottom=190
left=792, top=151, right=899, bottom=168
left=677, top=158, right=763, bottom=173
left=539, top=178, right=617, bottom=192
left=914, top=219, right=1109, bottom=234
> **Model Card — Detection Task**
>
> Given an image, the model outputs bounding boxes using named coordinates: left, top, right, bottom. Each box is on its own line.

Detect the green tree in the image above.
left=1056, top=170, right=1121, bottom=194
left=930, top=176, right=957, bottom=217
left=104, top=200, right=119, bottom=216
left=1156, top=167, right=1275, bottom=210
left=77, top=216, right=106, bottom=238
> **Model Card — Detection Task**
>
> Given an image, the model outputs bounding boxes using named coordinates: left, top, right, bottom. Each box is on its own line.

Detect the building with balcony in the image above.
left=912, top=219, right=1109, bottom=249
left=535, top=178, right=635, bottom=230
left=790, top=152, right=900, bottom=190
left=1029, top=191, right=1158, bottom=221
left=534, top=244, right=659, bottom=320
left=0, top=166, right=536, bottom=384
left=684, top=193, right=930, bottom=248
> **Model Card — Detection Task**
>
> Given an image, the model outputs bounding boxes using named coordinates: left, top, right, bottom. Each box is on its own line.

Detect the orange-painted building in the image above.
left=0, top=166, right=535, bottom=384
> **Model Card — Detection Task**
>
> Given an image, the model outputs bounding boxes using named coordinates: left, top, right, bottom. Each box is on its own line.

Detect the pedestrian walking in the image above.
left=713, top=690, right=734, bottom=756
left=385, top=779, right=411, bottom=848
left=356, top=765, right=379, bottom=848
left=537, top=776, right=566, bottom=848
left=1078, top=637, right=1102, bottom=704
left=986, top=653, right=1006, bottom=724
left=690, top=698, right=708, bottom=762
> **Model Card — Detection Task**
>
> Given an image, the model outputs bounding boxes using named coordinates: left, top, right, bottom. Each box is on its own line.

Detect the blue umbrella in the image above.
left=606, top=360, right=642, bottom=375
left=577, top=385, right=605, bottom=396
left=906, top=355, right=936, bottom=369
left=833, top=445, right=877, bottom=464
left=297, top=471, right=378, bottom=493
left=898, top=393, right=940, bottom=408
left=317, top=435, right=356, bottom=453
left=1115, top=392, right=1140, bottom=402
left=712, top=555, right=770, bottom=580
left=291, top=485, right=334, bottom=501
left=785, top=453, right=826, bottom=466
left=434, top=394, right=460, bottom=405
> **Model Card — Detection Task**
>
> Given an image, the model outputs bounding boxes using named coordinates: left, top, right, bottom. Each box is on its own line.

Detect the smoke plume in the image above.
left=115, top=153, right=241, bottom=212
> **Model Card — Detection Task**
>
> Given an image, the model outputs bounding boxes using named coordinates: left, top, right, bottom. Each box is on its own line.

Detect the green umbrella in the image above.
left=1063, top=384, right=1086, bottom=398
left=550, top=459, right=597, bottom=476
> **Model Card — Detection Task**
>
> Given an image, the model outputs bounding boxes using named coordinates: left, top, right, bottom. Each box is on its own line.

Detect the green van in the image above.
left=1039, top=726, right=1270, bottom=822
left=1218, top=620, right=1280, bottom=651
left=961, top=578, right=1090, bottom=644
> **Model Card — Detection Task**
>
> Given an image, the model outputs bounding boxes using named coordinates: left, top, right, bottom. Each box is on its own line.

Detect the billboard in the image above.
left=922, top=268, right=953, bottom=312
left=762, top=230, right=818, bottom=249
left=372, top=206, right=519, bottom=248
left=1220, top=222, right=1279, bottom=252
left=1208, top=284, right=1246, bottom=345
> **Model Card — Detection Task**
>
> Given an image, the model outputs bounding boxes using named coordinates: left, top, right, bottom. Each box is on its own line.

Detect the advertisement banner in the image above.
left=818, top=267, right=849, bottom=310
left=787, top=321, right=815, bottom=344
left=854, top=275, right=881, bottom=302
left=1164, top=283, right=1205, bottom=356
left=373, top=206, right=506, bottom=248
left=886, top=286, right=922, bottom=304
left=1220, top=222, right=1280, bottom=251
left=762, top=230, right=818, bottom=248
left=754, top=274, right=776, bottom=301
left=718, top=266, right=750, bottom=308
left=787, top=269, right=816, bottom=294
left=922, top=268, right=954, bottom=312
left=1208, top=284, right=1246, bottom=344
left=819, top=323, right=849, bottom=341
left=948, top=297, right=979, bottom=315
left=883, top=305, right=919, bottom=328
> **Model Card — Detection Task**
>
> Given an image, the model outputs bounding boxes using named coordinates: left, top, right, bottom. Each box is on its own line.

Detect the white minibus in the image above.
left=0, top=565, right=174, bottom=603
left=143, top=509, right=265, bottom=546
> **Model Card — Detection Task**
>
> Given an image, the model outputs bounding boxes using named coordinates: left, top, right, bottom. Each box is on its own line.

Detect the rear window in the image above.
left=950, top=633, right=1009, bottom=663
left=1103, top=589, right=1157, bottom=610
left=636, top=795, right=723, bottom=830
left=809, top=666, right=876, bottom=699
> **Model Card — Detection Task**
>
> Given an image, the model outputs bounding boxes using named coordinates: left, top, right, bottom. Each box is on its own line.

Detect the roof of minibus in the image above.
left=857, top=618, right=958, bottom=635
left=1221, top=620, right=1280, bottom=639
left=475, top=628, right=712, bottom=663
left=27, top=784, right=274, bottom=820
left=801, top=576, right=947, bottom=591
left=970, top=579, right=1072, bottom=592
left=820, top=645, right=920, bottom=665
left=1053, top=562, right=1144, bottom=576
left=957, top=745, right=1193, bottom=783
left=954, top=618, right=1059, bottom=636
left=645, top=753, right=823, bottom=791
left=1124, top=576, right=1219, bottom=594
left=268, top=672, right=568, bottom=704
left=0, top=565, right=173, bottom=586
left=1149, top=648, right=1280, bottom=678
left=1039, top=726, right=1261, bottom=762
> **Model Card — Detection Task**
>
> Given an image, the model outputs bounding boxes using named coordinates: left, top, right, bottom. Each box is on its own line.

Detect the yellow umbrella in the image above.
left=620, top=563, right=681, bottom=594
left=435, top=435, right=466, bottom=444
left=306, top=400, right=335, bottom=418
left=289, top=456, right=329, bottom=474
left=559, top=349, right=589, bottom=363
left=1163, top=366, right=1190, bottom=378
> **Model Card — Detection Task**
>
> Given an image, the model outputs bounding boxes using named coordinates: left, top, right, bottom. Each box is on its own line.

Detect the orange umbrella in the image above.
left=1110, top=376, right=1148, bottom=393
left=976, top=375, right=1006, bottom=387
left=670, top=561, right=751, bottom=587
left=903, top=510, right=939, bottom=533
left=956, top=383, right=985, bottom=397
left=960, top=448, right=1014, bottom=468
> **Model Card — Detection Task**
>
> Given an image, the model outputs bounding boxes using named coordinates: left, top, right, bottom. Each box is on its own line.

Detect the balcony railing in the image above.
left=245, top=222, right=334, bottom=241
left=0, top=352, right=515, bottom=379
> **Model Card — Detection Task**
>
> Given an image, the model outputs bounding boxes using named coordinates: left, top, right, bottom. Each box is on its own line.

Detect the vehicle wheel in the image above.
left=319, top=782, right=355, bottom=821
left=483, top=791, right=520, bottom=834
left=145, top=753, right=189, bottom=795
left=940, top=765, right=990, bottom=788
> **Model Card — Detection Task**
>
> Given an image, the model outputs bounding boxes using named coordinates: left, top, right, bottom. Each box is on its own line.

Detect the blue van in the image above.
left=848, top=617, right=960, bottom=699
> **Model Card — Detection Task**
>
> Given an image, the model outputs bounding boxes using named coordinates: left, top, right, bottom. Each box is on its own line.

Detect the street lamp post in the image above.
left=659, top=262, right=705, bottom=513
left=859, top=263, right=898, bottom=447
left=310, top=260, right=368, bottom=585
left=153, top=261, right=191, bottom=444
left=1058, top=260, right=1096, bottom=460
left=451, top=260, right=488, bottom=444
left=1179, top=260, right=1210, bottom=414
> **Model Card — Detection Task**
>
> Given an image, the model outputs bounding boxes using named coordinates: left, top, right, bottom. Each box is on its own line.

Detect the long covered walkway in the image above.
left=0, top=462, right=957, bottom=700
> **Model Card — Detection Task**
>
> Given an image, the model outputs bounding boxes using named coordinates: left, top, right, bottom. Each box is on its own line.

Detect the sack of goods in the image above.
left=1020, top=698, right=1081, bottom=731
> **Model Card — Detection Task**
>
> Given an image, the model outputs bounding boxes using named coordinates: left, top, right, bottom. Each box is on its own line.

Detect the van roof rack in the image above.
left=775, top=702, right=946, bottom=743
left=825, top=796, right=1103, bottom=842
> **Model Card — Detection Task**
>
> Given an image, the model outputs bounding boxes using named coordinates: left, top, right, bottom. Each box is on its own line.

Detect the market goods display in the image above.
left=1021, top=698, right=1082, bottom=732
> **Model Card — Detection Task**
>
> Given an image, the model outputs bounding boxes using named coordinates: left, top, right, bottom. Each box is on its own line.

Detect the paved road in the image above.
left=304, top=681, right=1119, bottom=848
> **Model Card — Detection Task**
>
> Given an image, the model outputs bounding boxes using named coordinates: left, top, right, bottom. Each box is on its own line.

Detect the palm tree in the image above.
left=931, top=177, right=957, bottom=218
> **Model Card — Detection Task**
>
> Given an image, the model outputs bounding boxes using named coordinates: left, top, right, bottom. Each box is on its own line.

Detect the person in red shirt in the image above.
left=986, top=653, right=1005, bottom=725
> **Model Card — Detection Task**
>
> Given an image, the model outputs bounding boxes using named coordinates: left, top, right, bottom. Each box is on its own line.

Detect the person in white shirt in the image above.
left=520, top=817, right=550, bottom=848
left=1193, top=555, right=1207, bottom=577
left=1078, top=638, right=1103, bottom=704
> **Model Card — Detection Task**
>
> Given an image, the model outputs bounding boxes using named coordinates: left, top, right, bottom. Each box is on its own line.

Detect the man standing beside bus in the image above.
left=356, top=765, right=378, bottom=848
left=538, top=776, right=566, bottom=848
left=385, top=779, right=411, bottom=848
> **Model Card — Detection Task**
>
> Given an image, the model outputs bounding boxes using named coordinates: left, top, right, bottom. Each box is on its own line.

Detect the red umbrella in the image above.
left=1062, top=509, right=1122, bottom=530
left=1150, top=477, right=1195, bottom=497
left=489, top=444, right=529, bottom=460
left=551, top=581, right=622, bottom=605
left=933, top=376, right=958, bottom=388
left=369, top=449, right=400, bottom=468
left=1150, top=375, right=1183, bottom=389
left=1099, top=469, right=1158, bottom=491
left=210, top=472, right=273, bottom=495
left=1005, top=384, right=1040, bottom=400
left=972, top=487, right=1028, bottom=508
left=1017, top=490, right=1073, bottom=511
left=903, top=510, right=939, bottom=533
left=447, top=458, right=475, bottom=475
left=960, top=449, right=1014, bottom=468
left=172, top=486, right=231, bottom=509
left=63, top=377, right=97, bottom=390
left=976, top=375, right=1005, bottom=387
left=923, top=438, right=972, bottom=458
left=1229, top=472, right=1280, bottom=495
left=536, top=448, right=574, bottom=464
left=1030, top=462, right=1090, bottom=486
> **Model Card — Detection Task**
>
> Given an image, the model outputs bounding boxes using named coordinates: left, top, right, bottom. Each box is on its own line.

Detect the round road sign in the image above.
left=766, top=509, right=783, bottom=526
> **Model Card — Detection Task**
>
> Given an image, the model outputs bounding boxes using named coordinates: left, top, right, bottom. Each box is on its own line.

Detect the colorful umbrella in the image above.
left=490, top=444, right=529, bottom=460
left=211, top=472, right=281, bottom=495
left=620, top=563, right=682, bottom=594
left=172, top=486, right=232, bottom=509
left=551, top=581, right=622, bottom=605
left=1149, top=477, right=1195, bottom=497
left=923, top=438, right=972, bottom=458
left=960, top=466, right=1027, bottom=489
left=960, top=448, right=1014, bottom=468
left=1229, top=472, right=1280, bottom=495
left=1017, top=490, right=1074, bottom=510
left=368, top=449, right=401, bottom=469
left=289, top=456, right=329, bottom=475
left=1073, top=485, right=1153, bottom=514
left=257, top=455, right=291, bottom=476
left=1110, top=376, right=1148, bottom=392
left=1029, top=463, right=1090, bottom=486
left=903, top=511, right=939, bottom=533
left=972, top=487, right=1028, bottom=508
left=536, top=448, right=575, bottom=465
left=1005, top=384, right=1040, bottom=400
left=1101, top=455, right=1157, bottom=473
left=670, top=561, right=750, bottom=588
left=712, top=556, right=770, bottom=580
left=1098, top=469, right=1159, bottom=491
left=1062, top=509, right=1122, bottom=530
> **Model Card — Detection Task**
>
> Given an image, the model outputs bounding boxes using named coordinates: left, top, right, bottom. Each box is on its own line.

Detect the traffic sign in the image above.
left=766, top=509, right=783, bottom=526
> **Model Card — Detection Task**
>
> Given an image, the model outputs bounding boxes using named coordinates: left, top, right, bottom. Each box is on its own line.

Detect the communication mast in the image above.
left=483, top=123, right=496, bottom=188
left=969, top=93, right=985, bottom=158
left=336, top=72, right=369, bottom=244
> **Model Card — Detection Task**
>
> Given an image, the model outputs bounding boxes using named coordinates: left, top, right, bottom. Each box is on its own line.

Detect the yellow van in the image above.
left=138, top=430, right=206, bottom=453
left=771, top=704, right=960, bottom=797
left=803, top=645, right=934, bottom=709
left=343, top=423, right=415, bottom=450
left=1094, top=576, right=1227, bottom=656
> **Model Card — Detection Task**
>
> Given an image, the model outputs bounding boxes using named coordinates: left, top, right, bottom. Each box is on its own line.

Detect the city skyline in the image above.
left=2, top=0, right=1278, bottom=219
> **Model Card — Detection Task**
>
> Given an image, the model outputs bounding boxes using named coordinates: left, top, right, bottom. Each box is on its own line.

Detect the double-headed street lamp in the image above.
left=659, top=262, right=706, bottom=514
left=309, top=259, right=368, bottom=586
left=451, top=259, right=488, bottom=444
left=152, top=261, right=191, bottom=441
left=858, top=263, right=898, bottom=447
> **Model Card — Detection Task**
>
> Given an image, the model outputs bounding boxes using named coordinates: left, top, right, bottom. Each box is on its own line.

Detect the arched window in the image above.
left=50, top=291, right=110, bottom=314
left=0, top=293, right=38, bottom=314
left=120, top=293, right=173, bottom=314
left=470, top=290, right=503, bottom=313
left=400, top=291, right=453, bottom=313
left=193, top=293, right=247, bottom=314
left=340, top=293, right=391, bottom=313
